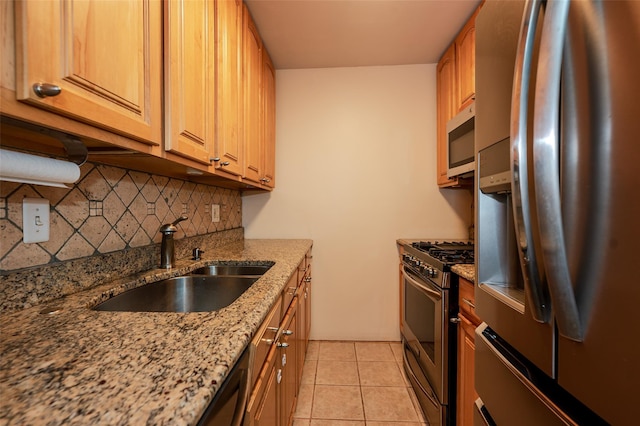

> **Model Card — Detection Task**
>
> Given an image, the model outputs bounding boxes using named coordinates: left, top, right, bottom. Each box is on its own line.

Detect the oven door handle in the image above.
left=403, top=267, right=442, bottom=301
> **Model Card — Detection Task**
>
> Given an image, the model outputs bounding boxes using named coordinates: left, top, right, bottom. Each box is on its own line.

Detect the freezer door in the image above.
left=552, top=1, right=640, bottom=424
left=475, top=324, right=606, bottom=426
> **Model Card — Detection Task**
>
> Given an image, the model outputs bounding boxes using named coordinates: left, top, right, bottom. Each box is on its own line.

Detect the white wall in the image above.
left=243, top=64, right=472, bottom=341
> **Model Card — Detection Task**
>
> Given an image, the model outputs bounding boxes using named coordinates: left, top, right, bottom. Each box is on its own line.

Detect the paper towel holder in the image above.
left=1, top=116, right=88, bottom=166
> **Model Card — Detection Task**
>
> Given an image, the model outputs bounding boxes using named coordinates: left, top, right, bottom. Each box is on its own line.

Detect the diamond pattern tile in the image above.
left=40, top=211, right=74, bottom=255
left=79, top=216, right=112, bottom=249
left=56, top=234, right=94, bottom=261
left=78, top=168, right=111, bottom=201
left=102, top=191, right=127, bottom=226
left=56, top=188, right=90, bottom=229
left=0, top=161, right=244, bottom=271
left=113, top=173, right=138, bottom=207
left=96, top=164, right=127, bottom=187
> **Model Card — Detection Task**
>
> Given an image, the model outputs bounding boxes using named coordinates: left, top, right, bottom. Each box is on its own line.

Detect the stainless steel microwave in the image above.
left=446, top=102, right=475, bottom=178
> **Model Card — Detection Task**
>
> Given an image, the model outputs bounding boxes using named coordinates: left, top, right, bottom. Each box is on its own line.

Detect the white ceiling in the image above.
left=245, top=0, right=482, bottom=70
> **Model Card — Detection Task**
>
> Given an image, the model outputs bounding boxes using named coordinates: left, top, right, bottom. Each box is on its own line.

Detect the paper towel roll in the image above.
left=0, top=149, right=81, bottom=188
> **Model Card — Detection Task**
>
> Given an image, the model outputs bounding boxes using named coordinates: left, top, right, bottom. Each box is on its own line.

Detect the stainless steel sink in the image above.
left=93, top=276, right=258, bottom=312
left=189, top=264, right=272, bottom=276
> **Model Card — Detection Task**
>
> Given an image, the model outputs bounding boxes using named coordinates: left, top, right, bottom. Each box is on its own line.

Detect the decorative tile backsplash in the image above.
left=0, top=161, right=242, bottom=272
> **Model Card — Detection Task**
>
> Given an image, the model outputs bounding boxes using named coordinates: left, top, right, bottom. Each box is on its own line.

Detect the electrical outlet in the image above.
left=212, top=204, right=220, bottom=222
left=23, top=198, right=50, bottom=243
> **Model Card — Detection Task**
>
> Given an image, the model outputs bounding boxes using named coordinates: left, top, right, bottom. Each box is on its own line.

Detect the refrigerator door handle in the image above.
left=510, top=0, right=549, bottom=323
left=533, top=0, right=582, bottom=341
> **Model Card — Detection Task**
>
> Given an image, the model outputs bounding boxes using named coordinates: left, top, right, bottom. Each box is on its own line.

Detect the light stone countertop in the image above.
left=451, top=264, right=475, bottom=283
left=0, top=239, right=313, bottom=426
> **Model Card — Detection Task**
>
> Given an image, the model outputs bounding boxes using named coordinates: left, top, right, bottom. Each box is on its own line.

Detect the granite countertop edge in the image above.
left=0, top=239, right=313, bottom=426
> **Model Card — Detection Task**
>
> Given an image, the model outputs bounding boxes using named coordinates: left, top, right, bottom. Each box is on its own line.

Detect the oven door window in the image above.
left=403, top=268, right=441, bottom=364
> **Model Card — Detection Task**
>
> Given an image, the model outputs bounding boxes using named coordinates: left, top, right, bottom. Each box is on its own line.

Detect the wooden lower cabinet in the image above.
left=456, top=277, right=481, bottom=426
left=457, top=312, right=478, bottom=426
left=280, top=298, right=298, bottom=426
left=247, top=250, right=312, bottom=426
left=247, top=346, right=279, bottom=426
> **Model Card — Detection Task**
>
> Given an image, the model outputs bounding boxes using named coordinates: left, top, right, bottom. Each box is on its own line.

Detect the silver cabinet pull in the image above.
left=33, top=83, right=61, bottom=98
left=450, top=317, right=461, bottom=324
left=462, top=298, right=476, bottom=309
left=209, top=157, right=220, bottom=163
left=304, top=276, right=312, bottom=283
left=282, top=329, right=293, bottom=336
left=277, top=342, right=289, bottom=348
left=220, top=161, right=230, bottom=166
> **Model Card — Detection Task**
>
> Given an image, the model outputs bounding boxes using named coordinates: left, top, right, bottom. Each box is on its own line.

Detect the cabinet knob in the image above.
left=277, top=342, right=289, bottom=348
left=33, top=83, right=61, bottom=98
left=220, top=161, right=230, bottom=166
left=282, top=329, right=293, bottom=336
left=209, top=157, right=220, bottom=163
left=450, top=317, right=461, bottom=324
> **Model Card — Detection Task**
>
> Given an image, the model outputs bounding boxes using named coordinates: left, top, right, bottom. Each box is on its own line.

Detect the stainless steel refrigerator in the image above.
left=474, top=0, right=640, bottom=424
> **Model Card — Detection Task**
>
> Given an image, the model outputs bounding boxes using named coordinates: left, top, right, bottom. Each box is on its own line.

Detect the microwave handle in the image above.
left=510, top=0, right=549, bottom=323
left=532, top=0, right=583, bottom=341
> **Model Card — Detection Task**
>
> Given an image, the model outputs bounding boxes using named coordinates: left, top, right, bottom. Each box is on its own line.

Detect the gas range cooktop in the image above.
left=402, top=240, right=474, bottom=288
left=410, top=241, right=475, bottom=265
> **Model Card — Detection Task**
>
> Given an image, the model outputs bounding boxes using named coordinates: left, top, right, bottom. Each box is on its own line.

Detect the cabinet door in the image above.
left=164, top=0, right=215, bottom=164
left=280, top=298, right=298, bottom=426
left=455, top=6, right=480, bottom=111
left=261, top=49, right=277, bottom=188
left=436, top=44, right=459, bottom=187
left=215, top=0, right=244, bottom=176
left=246, top=346, right=279, bottom=426
left=457, top=313, right=478, bottom=426
left=242, top=6, right=263, bottom=184
left=296, top=282, right=307, bottom=383
left=14, top=0, right=162, bottom=146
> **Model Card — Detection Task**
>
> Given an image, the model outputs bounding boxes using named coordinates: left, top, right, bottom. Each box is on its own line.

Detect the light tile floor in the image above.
left=293, top=341, right=427, bottom=426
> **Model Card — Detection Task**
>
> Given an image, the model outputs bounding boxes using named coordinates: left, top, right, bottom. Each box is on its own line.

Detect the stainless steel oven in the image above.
left=400, top=241, right=474, bottom=426
left=402, top=266, right=450, bottom=426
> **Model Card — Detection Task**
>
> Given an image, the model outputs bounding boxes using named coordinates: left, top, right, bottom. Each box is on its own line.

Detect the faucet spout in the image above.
left=159, top=216, right=188, bottom=269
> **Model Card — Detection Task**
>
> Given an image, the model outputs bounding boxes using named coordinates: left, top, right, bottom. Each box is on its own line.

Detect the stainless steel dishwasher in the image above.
left=197, top=347, right=250, bottom=426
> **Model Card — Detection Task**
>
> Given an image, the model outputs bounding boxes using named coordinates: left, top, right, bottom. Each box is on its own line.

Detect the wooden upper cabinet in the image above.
left=215, top=0, right=244, bottom=176
left=14, top=0, right=162, bottom=147
left=242, top=6, right=263, bottom=185
left=164, top=0, right=215, bottom=164
left=261, top=49, right=276, bottom=188
left=436, top=44, right=459, bottom=187
left=436, top=3, right=481, bottom=188
left=455, top=7, right=479, bottom=112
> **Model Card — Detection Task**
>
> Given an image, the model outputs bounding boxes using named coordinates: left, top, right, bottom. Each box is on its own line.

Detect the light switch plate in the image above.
left=212, top=204, right=220, bottom=222
left=23, top=198, right=50, bottom=243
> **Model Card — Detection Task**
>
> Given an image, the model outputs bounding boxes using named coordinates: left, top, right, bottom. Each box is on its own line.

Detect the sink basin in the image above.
left=190, top=264, right=272, bottom=276
left=93, top=276, right=258, bottom=312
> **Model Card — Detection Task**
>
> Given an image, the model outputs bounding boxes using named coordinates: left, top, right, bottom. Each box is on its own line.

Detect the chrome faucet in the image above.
left=159, top=216, right=188, bottom=268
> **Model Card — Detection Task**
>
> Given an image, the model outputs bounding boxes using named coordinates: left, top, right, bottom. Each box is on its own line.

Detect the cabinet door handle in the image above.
left=220, top=161, right=230, bottom=166
left=282, top=329, right=293, bottom=336
left=277, top=342, right=289, bottom=348
left=462, top=298, right=475, bottom=309
left=33, top=83, right=61, bottom=98
left=450, top=317, right=461, bottom=324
